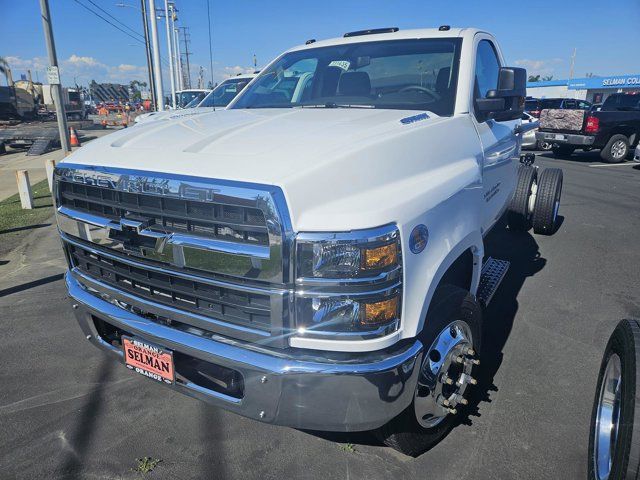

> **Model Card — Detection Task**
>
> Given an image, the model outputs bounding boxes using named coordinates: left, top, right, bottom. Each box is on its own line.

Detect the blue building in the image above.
left=526, top=74, right=640, bottom=103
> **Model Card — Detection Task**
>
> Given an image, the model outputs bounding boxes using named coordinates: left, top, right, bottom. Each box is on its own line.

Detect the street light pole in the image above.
left=164, top=0, right=176, bottom=109
left=38, top=0, right=70, bottom=155
left=148, top=0, right=164, bottom=111
left=140, top=0, right=157, bottom=109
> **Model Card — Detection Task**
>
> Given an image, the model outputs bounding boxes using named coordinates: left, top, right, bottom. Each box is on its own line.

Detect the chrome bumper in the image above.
left=66, top=271, right=423, bottom=432
left=535, top=131, right=595, bottom=146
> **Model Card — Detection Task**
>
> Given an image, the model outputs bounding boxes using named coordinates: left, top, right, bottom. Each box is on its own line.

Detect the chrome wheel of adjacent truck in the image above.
left=588, top=319, right=640, bottom=480
left=601, top=135, right=630, bottom=163
left=377, top=285, right=481, bottom=457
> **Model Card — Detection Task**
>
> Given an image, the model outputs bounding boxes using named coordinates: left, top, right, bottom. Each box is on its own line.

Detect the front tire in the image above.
left=588, top=319, right=640, bottom=480
left=532, top=168, right=563, bottom=235
left=376, top=285, right=482, bottom=456
left=600, top=134, right=630, bottom=163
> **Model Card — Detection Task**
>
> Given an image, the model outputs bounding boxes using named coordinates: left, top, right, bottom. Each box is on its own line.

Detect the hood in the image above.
left=63, top=108, right=475, bottom=230
left=72, top=108, right=443, bottom=181
left=135, top=107, right=216, bottom=124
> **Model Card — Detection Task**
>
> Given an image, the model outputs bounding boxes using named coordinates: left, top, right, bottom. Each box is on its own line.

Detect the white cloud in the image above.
left=66, top=55, right=103, bottom=68
left=514, top=58, right=564, bottom=77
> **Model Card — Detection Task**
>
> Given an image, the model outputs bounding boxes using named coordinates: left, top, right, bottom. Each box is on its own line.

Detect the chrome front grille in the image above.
left=68, top=242, right=272, bottom=332
left=55, top=164, right=293, bottom=347
left=58, top=181, right=269, bottom=246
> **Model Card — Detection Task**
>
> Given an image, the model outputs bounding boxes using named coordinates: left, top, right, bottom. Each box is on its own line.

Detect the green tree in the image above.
left=128, top=80, right=148, bottom=101
left=0, top=56, right=11, bottom=86
left=528, top=74, right=541, bottom=82
left=542, top=75, right=554, bottom=81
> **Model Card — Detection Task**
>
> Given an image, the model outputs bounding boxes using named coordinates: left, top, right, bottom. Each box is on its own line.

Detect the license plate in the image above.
left=554, top=134, right=566, bottom=140
left=122, top=336, right=175, bottom=384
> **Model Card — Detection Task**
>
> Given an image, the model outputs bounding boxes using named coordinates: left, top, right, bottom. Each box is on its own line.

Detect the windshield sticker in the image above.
left=328, top=60, right=350, bottom=71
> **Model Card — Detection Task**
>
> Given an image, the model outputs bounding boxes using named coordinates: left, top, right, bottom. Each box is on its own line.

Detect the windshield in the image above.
left=177, top=91, right=207, bottom=108
left=198, top=78, right=253, bottom=107
left=602, top=94, right=640, bottom=111
left=231, top=38, right=462, bottom=115
left=525, top=100, right=539, bottom=111
left=539, top=99, right=563, bottom=109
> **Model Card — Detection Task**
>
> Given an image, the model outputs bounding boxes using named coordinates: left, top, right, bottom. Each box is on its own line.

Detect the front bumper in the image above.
left=66, top=271, right=423, bottom=432
left=536, top=131, right=595, bottom=146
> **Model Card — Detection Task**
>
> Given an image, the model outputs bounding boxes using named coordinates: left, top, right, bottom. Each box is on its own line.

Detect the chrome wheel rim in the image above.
left=414, top=321, right=476, bottom=428
left=594, top=353, right=622, bottom=480
left=611, top=141, right=627, bottom=160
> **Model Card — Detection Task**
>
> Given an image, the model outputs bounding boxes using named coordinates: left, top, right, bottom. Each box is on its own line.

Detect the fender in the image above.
left=414, top=230, right=484, bottom=336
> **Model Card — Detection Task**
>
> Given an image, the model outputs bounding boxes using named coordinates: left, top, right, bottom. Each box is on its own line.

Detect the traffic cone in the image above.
left=69, top=127, right=81, bottom=147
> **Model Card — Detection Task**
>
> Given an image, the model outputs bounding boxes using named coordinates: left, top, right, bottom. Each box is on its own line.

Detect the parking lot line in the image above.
left=588, top=163, right=638, bottom=167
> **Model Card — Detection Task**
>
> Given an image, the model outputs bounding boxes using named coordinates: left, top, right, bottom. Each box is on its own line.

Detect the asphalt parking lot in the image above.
left=0, top=150, right=639, bottom=480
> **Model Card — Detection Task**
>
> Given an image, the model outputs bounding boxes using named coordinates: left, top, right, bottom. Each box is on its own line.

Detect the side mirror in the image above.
left=476, top=67, right=527, bottom=121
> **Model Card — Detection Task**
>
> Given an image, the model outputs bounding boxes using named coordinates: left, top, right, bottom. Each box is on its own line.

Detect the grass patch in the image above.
left=0, top=179, right=54, bottom=234
left=132, top=457, right=162, bottom=475
left=340, top=443, right=356, bottom=453
left=0, top=179, right=55, bottom=258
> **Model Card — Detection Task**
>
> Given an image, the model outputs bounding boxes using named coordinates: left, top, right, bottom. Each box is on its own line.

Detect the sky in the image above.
left=2, top=0, right=640, bottom=93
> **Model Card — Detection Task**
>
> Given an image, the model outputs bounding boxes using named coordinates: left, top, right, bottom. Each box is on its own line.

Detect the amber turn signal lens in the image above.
left=362, top=243, right=397, bottom=270
left=361, top=296, right=399, bottom=326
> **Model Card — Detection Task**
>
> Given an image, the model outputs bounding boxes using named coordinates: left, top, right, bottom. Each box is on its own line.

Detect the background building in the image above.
left=527, top=73, right=640, bottom=103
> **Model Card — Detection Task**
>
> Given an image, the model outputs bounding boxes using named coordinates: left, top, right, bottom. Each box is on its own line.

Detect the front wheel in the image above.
left=376, top=285, right=482, bottom=456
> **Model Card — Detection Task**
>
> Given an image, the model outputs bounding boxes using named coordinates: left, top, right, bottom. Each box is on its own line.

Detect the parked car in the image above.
left=174, top=89, right=210, bottom=109
left=53, top=26, right=564, bottom=457
left=526, top=97, right=592, bottom=118
left=536, top=92, right=640, bottom=162
left=135, top=74, right=257, bottom=125
left=521, top=111, right=551, bottom=150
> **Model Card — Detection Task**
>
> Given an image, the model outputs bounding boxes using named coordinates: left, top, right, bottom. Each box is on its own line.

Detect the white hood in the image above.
left=63, top=108, right=478, bottom=230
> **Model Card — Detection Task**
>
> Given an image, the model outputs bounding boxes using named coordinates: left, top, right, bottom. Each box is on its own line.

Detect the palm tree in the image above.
left=528, top=74, right=541, bottom=82
left=0, top=56, right=11, bottom=86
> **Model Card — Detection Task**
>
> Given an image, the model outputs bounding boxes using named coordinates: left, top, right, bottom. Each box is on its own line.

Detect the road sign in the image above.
left=46, top=66, right=60, bottom=85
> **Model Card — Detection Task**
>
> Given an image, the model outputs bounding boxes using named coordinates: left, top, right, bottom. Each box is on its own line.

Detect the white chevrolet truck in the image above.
left=54, top=27, right=563, bottom=456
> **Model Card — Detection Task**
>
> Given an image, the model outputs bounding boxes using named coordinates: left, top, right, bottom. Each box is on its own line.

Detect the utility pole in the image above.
left=169, top=4, right=181, bottom=92
left=164, top=1, right=176, bottom=108
left=180, top=27, right=192, bottom=89
left=140, top=0, right=157, bottom=109
left=148, top=0, right=164, bottom=110
left=174, top=27, right=183, bottom=90
left=38, top=0, right=70, bottom=155
left=569, top=48, right=577, bottom=81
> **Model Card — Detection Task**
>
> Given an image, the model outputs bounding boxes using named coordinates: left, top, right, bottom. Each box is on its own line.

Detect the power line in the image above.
left=83, top=0, right=144, bottom=39
left=73, top=0, right=145, bottom=45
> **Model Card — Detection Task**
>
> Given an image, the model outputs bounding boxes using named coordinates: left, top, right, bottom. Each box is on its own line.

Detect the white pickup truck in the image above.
left=54, top=26, right=563, bottom=456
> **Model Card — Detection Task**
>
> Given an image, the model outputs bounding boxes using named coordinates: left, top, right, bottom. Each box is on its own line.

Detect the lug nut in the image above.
left=442, top=398, right=451, bottom=407
left=447, top=408, right=458, bottom=415
left=466, top=348, right=476, bottom=356
left=459, top=398, right=469, bottom=405
left=442, top=376, right=454, bottom=385
left=469, top=377, right=478, bottom=385
left=455, top=356, right=465, bottom=364
left=471, top=359, right=480, bottom=366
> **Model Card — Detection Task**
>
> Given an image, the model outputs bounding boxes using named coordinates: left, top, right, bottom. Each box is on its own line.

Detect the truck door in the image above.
left=472, top=38, right=519, bottom=234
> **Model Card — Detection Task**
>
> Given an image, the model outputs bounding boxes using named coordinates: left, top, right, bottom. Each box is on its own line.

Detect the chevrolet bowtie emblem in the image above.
left=107, top=216, right=168, bottom=255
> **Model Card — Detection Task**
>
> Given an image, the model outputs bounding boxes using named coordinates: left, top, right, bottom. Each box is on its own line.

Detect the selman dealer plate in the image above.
left=122, top=336, right=175, bottom=384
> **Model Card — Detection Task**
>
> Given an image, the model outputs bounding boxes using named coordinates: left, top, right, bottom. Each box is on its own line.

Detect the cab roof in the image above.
left=289, top=27, right=486, bottom=53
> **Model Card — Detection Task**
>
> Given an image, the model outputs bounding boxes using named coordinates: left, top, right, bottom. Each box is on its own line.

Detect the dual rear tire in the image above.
left=507, top=165, right=563, bottom=235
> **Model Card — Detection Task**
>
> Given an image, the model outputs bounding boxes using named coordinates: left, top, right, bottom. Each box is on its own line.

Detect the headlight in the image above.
left=294, top=225, right=402, bottom=339
left=296, top=226, right=400, bottom=279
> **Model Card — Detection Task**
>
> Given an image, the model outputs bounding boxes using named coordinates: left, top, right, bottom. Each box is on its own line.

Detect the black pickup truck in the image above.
left=536, top=93, right=640, bottom=162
